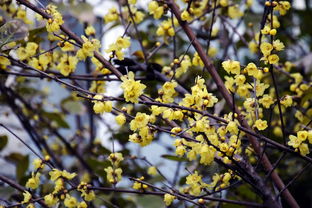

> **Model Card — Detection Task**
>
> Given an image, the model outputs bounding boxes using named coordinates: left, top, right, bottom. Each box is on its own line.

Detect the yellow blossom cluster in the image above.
left=0, top=56, right=11, bottom=70
left=89, top=80, right=106, bottom=94
left=132, top=176, right=148, bottom=190
left=179, top=77, right=218, bottom=110
left=126, top=6, right=145, bottom=24
left=208, top=171, right=235, bottom=190
left=274, top=1, right=291, bottom=15
left=56, top=54, right=78, bottom=76
left=148, top=1, right=164, bottom=19
left=106, top=36, right=131, bottom=60
left=77, top=182, right=96, bottom=202
left=185, top=171, right=208, bottom=195
left=120, top=71, right=146, bottom=103
left=173, top=137, right=216, bottom=166
left=129, top=112, right=154, bottom=146
left=92, top=94, right=112, bottom=114
left=288, top=130, right=312, bottom=156
left=16, top=42, right=38, bottom=61
left=175, top=55, right=192, bottom=78
left=77, top=36, right=101, bottom=60
left=158, top=80, right=178, bottom=103
left=29, top=52, right=52, bottom=71
left=104, top=7, right=119, bottom=23
left=45, top=4, right=64, bottom=33
left=104, top=152, right=123, bottom=184
left=164, top=193, right=176, bottom=206
left=156, top=19, right=175, bottom=39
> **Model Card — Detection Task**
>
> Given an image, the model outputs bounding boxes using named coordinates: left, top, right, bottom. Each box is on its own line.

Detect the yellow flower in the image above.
left=274, top=1, right=291, bottom=15
left=53, top=178, right=64, bottom=193
left=17, top=42, right=39, bottom=61
left=77, top=36, right=101, bottom=60
left=185, top=171, right=205, bottom=195
left=26, top=203, right=35, bottom=208
left=85, top=25, right=96, bottom=36
left=0, top=56, right=11, bottom=69
left=78, top=201, right=87, bottom=208
left=32, top=158, right=43, bottom=169
left=268, top=54, right=279, bottom=64
left=159, top=80, right=178, bottom=103
left=164, top=194, right=176, bottom=206
left=299, top=143, right=309, bottom=156
left=308, top=131, right=312, bottom=144
left=56, top=54, right=78, bottom=76
left=297, top=131, right=308, bottom=141
left=21, top=191, right=32, bottom=204
left=105, top=36, right=131, bottom=60
left=81, top=190, right=96, bottom=201
left=254, top=119, right=268, bottom=130
left=104, top=166, right=122, bottom=184
left=115, top=114, right=126, bottom=125
left=25, top=172, right=40, bottom=189
left=288, top=135, right=301, bottom=148
left=226, top=121, right=239, bottom=134
left=148, top=166, right=158, bottom=175
left=219, top=143, right=229, bottom=153
left=175, top=145, right=186, bottom=156
left=44, top=194, right=58, bottom=206
left=259, top=94, right=274, bottom=108
left=274, top=126, right=283, bottom=137
left=156, top=20, right=175, bottom=37
left=46, top=5, right=64, bottom=32
left=171, top=127, right=182, bottom=134
left=222, top=60, right=241, bottom=75
left=254, top=81, right=269, bottom=97
left=120, top=72, right=146, bottom=103
left=148, top=1, right=164, bottom=19
left=49, top=168, right=76, bottom=181
left=260, top=42, right=273, bottom=56
left=108, top=152, right=124, bottom=166
left=49, top=169, right=62, bottom=181
left=64, top=194, right=77, bottom=208
left=261, top=26, right=271, bottom=35
left=104, top=7, right=119, bottom=23
left=181, top=10, right=193, bottom=22
left=130, top=112, right=150, bottom=131
left=116, top=36, right=131, bottom=49
left=273, top=39, right=285, bottom=51
left=92, top=94, right=112, bottom=114
left=129, top=7, right=145, bottom=23
left=235, top=74, right=246, bottom=85
left=222, top=172, right=232, bottom=184
left=280, top=95, right=293, bottom=107
left=225, top=76, right=235, bottom=92
left=228, top=5, right=243, bottom=19
left=175, top=55, right=192, bottom=78
left=60, top=41, right=75, bottom=52
left=249, top=41, right=258, bottom=53
left=62, top=170, right=77, bottom=180
left=200, top=145, right=215, bottom=165
left=132, top=176, right=148, bottom=190
left=192, top=52, right=204, bottom=67
left=208, top=47, right=218, bottom=57
left=244, top=63, right=260, bottom=78
left=220, top=0, right=228, bottom=7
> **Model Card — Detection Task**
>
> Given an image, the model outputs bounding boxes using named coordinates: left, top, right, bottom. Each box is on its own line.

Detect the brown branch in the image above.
left=0, top=175, right=48, bottom=208
left=165, top=1, right=298, bottom=207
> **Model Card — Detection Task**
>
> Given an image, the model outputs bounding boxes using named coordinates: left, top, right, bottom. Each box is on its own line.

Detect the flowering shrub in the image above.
left=0, top=0, right=311, bottom=207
